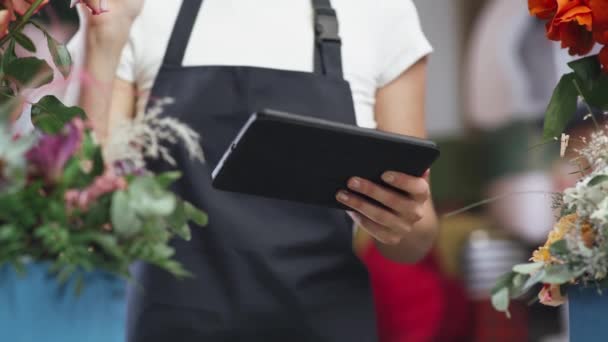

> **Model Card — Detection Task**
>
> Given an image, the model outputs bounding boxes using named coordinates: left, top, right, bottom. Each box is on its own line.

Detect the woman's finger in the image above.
left=337, top=190, right=410, bottom=232
left=381, top=171, right=430, bottom=202
left=347, top=211, right=402, bottom=245
left=347, top=177, right=420, bottom=219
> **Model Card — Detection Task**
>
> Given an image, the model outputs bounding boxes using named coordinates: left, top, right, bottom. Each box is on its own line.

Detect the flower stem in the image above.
left=443, top=190, right=562, bottom=218
left=0, top=0, right=47, bottom=47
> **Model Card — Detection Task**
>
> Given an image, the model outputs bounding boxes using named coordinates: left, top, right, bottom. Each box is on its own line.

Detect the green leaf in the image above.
left=568, top=56, right=601, bottom=82
left=129, top=177, right=177, bottom=217
left=156, top=171, right=182, bottom=189
left=1, top=40, right=17, bottom=75
left=543, top=73, right=578, bottom=140
left=4, top=57, right=53, bottom=88
left=510, top=273, right=530, bottom=298
left=45, top=33, right=72, bottom=78
left=31, top=95, right=85, bottom=134
left=492, top=272, right=516, bottom=295
left=589, top=175, right=608, bottom=187
left=184, top=202, right=207, bottom=226
left=0, top=86, right=19, bottom=120
left=523, top=269, right=546, bottom=291
left=167, top=201, right=191, bottom=240
left=491, top=287, right=511, bottom=318
left=542, top=264, right=579, bottom=284
left=14, top=31, right=36, bottom=53
left=549, top=239, right=569, bottom=256
left=111, top=191, right=142, bottom=238
left=513, top=262, right=544, bottom=275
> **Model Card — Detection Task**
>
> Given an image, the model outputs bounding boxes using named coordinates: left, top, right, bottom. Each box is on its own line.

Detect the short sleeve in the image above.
left=376, top=0, right=432, bottom=87
left=116, top=36, right=136, bottom=83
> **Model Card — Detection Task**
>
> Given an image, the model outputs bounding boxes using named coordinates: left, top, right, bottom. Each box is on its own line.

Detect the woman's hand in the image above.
left=78, top=0, right=144, bottom=44
left=336, top=170, right=431, bottom=246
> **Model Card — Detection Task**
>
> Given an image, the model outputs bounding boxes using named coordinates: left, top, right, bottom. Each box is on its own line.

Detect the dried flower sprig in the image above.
left=104, top=97, right=205, bottom=170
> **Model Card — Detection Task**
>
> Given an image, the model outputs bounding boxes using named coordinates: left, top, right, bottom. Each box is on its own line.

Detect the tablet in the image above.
left=211, top=109, right=440, bottom=209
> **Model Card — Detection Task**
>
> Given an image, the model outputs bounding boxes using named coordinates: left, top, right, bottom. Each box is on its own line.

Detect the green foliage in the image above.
left=0, top=0, right=207, bottom=293
left=14, top=31, right=36, bottom=53
left=4, top=57, right=53, bottom=88
left=31, top=95, right=85, bottom=134
left=542, top=55, right=608, bottom=139
left=45, top=33, right=72, bottom=78
left=588, top=175, right=608, bottom=187
left=543, top=73, right=578, bottom=139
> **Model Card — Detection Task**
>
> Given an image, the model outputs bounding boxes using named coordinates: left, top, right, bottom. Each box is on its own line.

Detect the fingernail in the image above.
left=337, top=191, right=350, bottom=202
left=349, top=178, right=361, bottom=189
left=382, top=172, right=395, bottom=184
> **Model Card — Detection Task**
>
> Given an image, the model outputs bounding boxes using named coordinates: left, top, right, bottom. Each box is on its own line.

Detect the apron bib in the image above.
left=126, top=1, right=377, bottom=341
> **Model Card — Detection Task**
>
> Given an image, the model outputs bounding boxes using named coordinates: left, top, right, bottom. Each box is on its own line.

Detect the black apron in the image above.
left=126, top=1, right=377, bottom=341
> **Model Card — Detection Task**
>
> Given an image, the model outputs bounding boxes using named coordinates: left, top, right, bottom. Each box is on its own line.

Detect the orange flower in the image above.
left=529, top=0, right=558, bottom=19
left=548, top=0, right=595, bottom=55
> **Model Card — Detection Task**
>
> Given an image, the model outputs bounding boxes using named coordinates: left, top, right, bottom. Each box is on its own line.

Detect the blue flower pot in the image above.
left=0, top=262, right=127, bottom=342
left=568, top=285, right=608, bottom=342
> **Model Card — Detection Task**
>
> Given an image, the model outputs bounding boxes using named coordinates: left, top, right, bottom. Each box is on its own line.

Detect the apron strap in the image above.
left=312, top=0, right=343, bottom=78
left=163, top=0, right=344, bottom=79
left=163, top=0, right=204, bottom=66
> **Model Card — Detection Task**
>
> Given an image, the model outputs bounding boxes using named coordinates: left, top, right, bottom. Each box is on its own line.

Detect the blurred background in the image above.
left=10, top=0, right=581, bottom=341
left=355, top=0, right=575, bottom=341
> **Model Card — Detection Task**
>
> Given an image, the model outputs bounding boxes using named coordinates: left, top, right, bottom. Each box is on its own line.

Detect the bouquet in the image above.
left=492, top=0, right=608, bottom=316
left=0, top=0, right=207, bottom=289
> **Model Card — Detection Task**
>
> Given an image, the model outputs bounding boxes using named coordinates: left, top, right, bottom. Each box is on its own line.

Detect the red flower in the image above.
left=549, top=0, right=595, bottom=55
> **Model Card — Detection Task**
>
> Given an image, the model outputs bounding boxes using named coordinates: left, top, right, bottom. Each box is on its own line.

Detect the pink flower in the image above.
left=538, top=284, right=567, bottom=307
left=65, top=168, right=127, bottom=211
left=26, top=118, right=85, bottom=184
left=70, top=0, right=108, bottom=15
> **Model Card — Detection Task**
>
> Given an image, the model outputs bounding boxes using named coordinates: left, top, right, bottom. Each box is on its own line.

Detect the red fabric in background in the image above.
left=361, top=244, right=472, bottom=342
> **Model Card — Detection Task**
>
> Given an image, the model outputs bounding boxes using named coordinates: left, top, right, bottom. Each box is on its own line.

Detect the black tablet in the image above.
left=211, top=109, right=440, bottom=209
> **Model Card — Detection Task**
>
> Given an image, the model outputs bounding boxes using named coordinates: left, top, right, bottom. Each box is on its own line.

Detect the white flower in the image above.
left=591, top=193, right=608, bottom=225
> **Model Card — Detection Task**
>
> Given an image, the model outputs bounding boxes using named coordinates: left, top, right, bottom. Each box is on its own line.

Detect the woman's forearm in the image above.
left=78, top=20, right=133, bottom=143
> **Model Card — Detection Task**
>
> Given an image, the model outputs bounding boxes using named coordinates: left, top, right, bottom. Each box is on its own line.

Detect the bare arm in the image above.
left=76, top=0, right=143, bottom=142
left=374, top=57, right=438, bottom=262
left=337, top=58, right=439, bottom=263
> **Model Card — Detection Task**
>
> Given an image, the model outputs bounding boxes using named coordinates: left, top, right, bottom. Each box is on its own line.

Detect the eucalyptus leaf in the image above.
left=523, top=269, right=546, bottom=291
left=510, top=273, right=530, bottom=298
left=14, top=31, right=36, bottom=53
left=31, top=95, right=85, bottom=134
left=543, top=73, right=578, bottom=139
left=513, top=262, right=545, bottom=275
left=111, top=191, right=142, bottom=238
left=589, top=175, right=608, bottom=187
left=5, top=57, right=53, bottom=88
left=129, top=176, right=177, bottom=216
left=45, top=33, right=72, bottom=78
left=491, top=287, right=511, bottom=318
left=492, top=272, right=516, bottom=295
left=542, top=265, right=581, bottom=284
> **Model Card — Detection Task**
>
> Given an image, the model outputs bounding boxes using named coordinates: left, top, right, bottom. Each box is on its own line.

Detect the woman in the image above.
left=88, top=1, right=438, bottom=341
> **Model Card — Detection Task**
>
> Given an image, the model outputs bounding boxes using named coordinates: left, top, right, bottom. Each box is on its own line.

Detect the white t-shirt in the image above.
left=117, top=0, right=432, bottom=129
